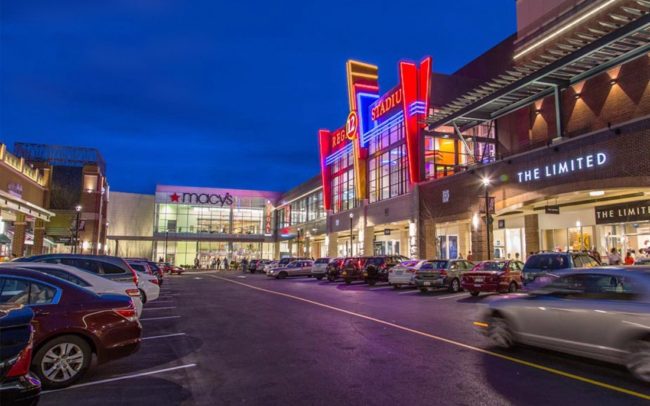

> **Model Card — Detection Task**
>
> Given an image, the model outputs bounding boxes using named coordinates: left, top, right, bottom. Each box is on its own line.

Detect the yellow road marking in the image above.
left=210, top=275, right=650, bottom=401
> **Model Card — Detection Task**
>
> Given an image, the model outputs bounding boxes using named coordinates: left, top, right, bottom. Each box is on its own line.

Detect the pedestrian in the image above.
left=515, top=252, right=520, bottom=261
left=457, top=252, right=464, bottom=259
left=216, top=257, right=221, bottom=270
left=241, top=257, right=249, bottom=272
left=194, top=257, right=200, bottom=269
left=224, top=257, right=229, bottom=270
left=607, top=248, right=621, bottom=265
left=211, top=258, right=217, bottom=269
left=624, top=251, right=635, bottom=265
left=467, top=251, right=473, bottom=262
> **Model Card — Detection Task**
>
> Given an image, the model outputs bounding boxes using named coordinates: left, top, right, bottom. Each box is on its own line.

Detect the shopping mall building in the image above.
left=106, top=0, right=650, bottom=264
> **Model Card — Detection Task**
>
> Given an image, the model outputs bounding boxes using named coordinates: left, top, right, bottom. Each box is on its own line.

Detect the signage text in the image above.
left=517, top=152, right=607, bottom=183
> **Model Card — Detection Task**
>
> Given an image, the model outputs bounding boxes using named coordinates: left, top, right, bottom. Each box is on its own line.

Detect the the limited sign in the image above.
left=595, top=200, right=650, bottom=225
left=384, top=229, right=391, bottom=236
left=517, top=152, right=607, bottom=183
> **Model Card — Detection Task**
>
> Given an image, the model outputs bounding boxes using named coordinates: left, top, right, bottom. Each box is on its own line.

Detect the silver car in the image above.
left=267, top=260, right=314, bottom=279
left=310, top=258, right=330, bottom=280
left=475, top=267, right=650, bottom=382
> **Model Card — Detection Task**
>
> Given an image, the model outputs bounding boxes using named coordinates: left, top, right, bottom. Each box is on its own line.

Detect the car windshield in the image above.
left=429, top=260, right=448, bottom=269
left=475, top=262, right=507, bottom=271
left=396, top=260, right=420, bottom=268
left=525, top=255, right=570, bottom=270
left=365, top=257, right=384, bottom=266
left=315, top=258, right=329, bottom=264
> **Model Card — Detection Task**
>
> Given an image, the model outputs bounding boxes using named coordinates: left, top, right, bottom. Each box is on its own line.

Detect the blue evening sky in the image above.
left=1, top=0, right=515, bottom=193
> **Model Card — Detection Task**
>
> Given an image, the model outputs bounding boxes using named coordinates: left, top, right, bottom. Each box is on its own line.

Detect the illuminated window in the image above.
left=368, top=121, right=408, bottom=203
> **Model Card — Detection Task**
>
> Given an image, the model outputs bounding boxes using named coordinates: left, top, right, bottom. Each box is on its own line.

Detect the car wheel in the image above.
left=279, top=272, right=287, bottom=279
left=33, top=335, right=92, bottom=389
left=316, top=276, right=323, bottom=281
left=508, top=282, right=517, bottom=293
left=470, top=291, right=480, bottom=296
left=448, top=278, right=461, bottom=293
left=344, top=279, right=351, bottom=285
left=626, top=339, right=650, bottom=382
left=419, top=287, right=428, bottom=293
left=139, top=289, right=147, bottom=304
left=487, top=316, right=514, bottom=349
left=393, top=284, right=400, bottom=290
left=327, top=276, right=335, bottom=282
left=367, top=279, right=377, bottom=286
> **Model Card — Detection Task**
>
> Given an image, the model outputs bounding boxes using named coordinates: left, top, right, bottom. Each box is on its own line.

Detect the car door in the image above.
left=0, top=276, right=61, bottom=339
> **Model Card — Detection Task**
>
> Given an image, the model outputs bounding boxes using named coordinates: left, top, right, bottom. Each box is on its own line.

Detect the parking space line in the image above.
left=369, top=286, right=392, bottom=290
left=437, top=293, right=468, bottom=300
left=142, top=332, right=187, bottom=340
left=397, top=290, right=419, bottom=294
left=41, top=364, right=197, bottom=394
left=142, top=306, right=176, bottom=311
left=209, top=275, right=650, bottom=401
left=140, top=316, right=181, bottom=321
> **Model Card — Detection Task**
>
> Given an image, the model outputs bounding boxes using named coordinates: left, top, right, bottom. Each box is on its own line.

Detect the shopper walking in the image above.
left=224, top=258, right=229, bottom=270
left=608, top=248, right=621, bottom=265
left=216, top=257, right=221, bottom=270
left=624, top=251, right=635, bottom=265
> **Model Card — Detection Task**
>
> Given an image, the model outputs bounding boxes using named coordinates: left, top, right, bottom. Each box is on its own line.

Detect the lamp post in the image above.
left=482, top=178, right=492, bottom=260
left=349, top=213, right=354, bottom=256
left=74, top=205, right=82, bottom=254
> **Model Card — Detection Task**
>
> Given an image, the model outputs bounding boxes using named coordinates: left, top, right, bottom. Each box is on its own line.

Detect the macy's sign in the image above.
left=170, top=192, right=234, bottom=206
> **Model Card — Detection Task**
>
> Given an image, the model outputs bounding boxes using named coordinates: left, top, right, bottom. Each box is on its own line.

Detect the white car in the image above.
left=0, top=262, right=144, bottom=316
left=263, top=261, right=279, bottom=274
left=388, top=260, right=426, bottom=288
left=135, top=271, right=160, bottom=304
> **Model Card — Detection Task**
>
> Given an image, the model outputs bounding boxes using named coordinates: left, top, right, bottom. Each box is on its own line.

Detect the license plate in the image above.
left=342, top=272, right=347, bottom=276
left=363, top=272, right=368, bottom=277
left=396, top=271, right=403, bottom=275
left=424, top=282, right=431, bottom=286
left=474, top=277, right=484, bottom=283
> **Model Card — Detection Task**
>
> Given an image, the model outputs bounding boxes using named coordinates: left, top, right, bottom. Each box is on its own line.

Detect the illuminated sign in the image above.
left=330, top=127, right=348, bottom=151
left=171, top=192, right=234, bottom=206
left=346, top=111, right=358, bottom=140
left=371, top=88, right=402, bottom=121
left=516, top=153, right=607, bottom=183
left=264, top=201, right=274, bottom=236
left=596, top=200, right=650, bottom=225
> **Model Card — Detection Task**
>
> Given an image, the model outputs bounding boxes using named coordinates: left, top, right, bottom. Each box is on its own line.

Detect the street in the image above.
left=39, top=271, right=650, bottom=405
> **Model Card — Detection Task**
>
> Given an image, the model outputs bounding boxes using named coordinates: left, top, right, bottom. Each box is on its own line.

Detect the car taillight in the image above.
left=125, top=288, right=140, bottom=297
left=6, top=336, right=33, bottom=378
left=114, top=303, right=137, bottom=320
left=150, top=278, right=159, bottom=285
left=439, top=269, right=448, bottom=276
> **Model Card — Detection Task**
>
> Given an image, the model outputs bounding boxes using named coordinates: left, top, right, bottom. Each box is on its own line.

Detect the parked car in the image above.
left=14, top=254, right=139, bottom=286
left=262, top=261, right=279, bottom=275
left=159, top=262, right=185, bottom=275
left=326, top=258, right=346, bottom=282
left=0, top=266, right=142, bottom=389
left=363, top=255, right=409, bottom=286
left=461, top=260, right=524, bottom=296
left=0, top=305, right=40, bottom=406
left=146, top=261, right=165, bottom=284
left=1, top=262, right=144, bottom=316
left=474, top=267, right=650, bottom=382
left=522, top=252, right=600, bottom=286
left=134, top=271, right=160, bottom=304
left=341, top=257, right=369, bottom=285
left=415, top=259, right=475, bottom=293
left=127, top=260, right=163, bottom=286
left=267, top=260, right=314, bottom=279
left=633, top=257, right=650, bottom=265
left=311, top=258, right=330, bottom=280
left=388, top=260, right=424, bottom=289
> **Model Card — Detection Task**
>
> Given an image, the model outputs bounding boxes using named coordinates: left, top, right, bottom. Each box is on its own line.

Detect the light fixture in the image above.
left=574, top=93, right=581, bottom=99
left=82, top=241, right=89, bottom=250
left=75, top=204, right=82, bottom=212
left=472, top=213, right=480, bottom=230
left=349, top=212, right=354, bottom=219
left=610, top=79, right=617, bottom=86
left=576, top=220, right=581, bottom=228
left=589, top=190, right=605, bottom=197
left=481, top=177, right=491, bottom=187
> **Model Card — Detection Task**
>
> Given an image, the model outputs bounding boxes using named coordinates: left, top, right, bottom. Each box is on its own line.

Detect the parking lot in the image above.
left=40, top=271, right=650, bottom=405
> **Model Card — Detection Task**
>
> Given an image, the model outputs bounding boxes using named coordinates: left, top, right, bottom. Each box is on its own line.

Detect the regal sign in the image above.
left=595, top=200, right=650, bottom=225
left=170, top=192, right=234, bottom=206
left=371, top=88, right=402, bottom=121
left=330, top=127, right=348, bottom=151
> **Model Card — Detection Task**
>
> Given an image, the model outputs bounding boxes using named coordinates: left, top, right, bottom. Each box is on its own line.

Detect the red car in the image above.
left=0, top=267, right=142, bottom=389
left=461, top=260, right=524, bottom=296
left=161, top=263, right=185, bottom=275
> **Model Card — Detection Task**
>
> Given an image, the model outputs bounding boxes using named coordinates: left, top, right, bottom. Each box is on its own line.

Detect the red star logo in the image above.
left=170, top=193, right=180, bottom=202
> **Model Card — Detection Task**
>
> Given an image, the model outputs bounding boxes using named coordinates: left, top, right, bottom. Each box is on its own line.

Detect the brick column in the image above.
left=33, top=219, right=45, bottom=255
left=327, top=232, right=338, bottom=257
left=524, top=214, right=540, bottom=257
left=418, top=217, right=436, bottom=260
left=471, top=216, right=492, bottom=261
left=11, top=213, right=26, bottom=258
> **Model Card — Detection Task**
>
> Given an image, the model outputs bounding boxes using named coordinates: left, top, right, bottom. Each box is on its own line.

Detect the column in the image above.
left=471, top=216, right=492, bottom=261
left=524, top=214, right=540, bottom=257
left=33, top=219, right=45, bottom=255
left=327, top=232, right=338, bottom=257
left=362, top=225, right=374, bottom=256
left=418, top=217, right=436, bottom=260
left=11, top=213, right=26, bottom=258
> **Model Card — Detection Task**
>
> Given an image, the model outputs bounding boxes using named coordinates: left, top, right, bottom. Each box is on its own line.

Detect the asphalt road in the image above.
left=40, top=271, right=650, bottom=406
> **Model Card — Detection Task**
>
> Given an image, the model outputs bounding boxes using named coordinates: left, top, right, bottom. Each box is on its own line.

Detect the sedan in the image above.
left=0, top=267, right=142, bottom=389
left=474, top=267, right=650, bottom=382
left=462, top=260, right=524, bottom=296
left=415, top=259, right=475, bottom=293
left=267, top=260, right=314, bottom=279
left=388, top=260, right=423, bottom=289
left=134, top=271, right=161, bottom=304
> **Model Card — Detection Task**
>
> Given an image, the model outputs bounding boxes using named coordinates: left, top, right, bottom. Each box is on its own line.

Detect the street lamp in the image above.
left=349, top=213, right=354, bottom=256
left=74, top=205, right=82, bottom=254
left=481, top=178, right=492, bottom=260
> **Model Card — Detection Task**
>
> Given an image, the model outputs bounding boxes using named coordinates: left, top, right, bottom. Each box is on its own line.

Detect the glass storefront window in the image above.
left=368, top=122, right=408, bottom=204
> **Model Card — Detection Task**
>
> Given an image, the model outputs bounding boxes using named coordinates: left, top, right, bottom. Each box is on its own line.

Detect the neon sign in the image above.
left=371, top=88, right=402, bottom=121
left=516, top=152, right=607, bottom=183
left=330, top=127, right=348, bottom=151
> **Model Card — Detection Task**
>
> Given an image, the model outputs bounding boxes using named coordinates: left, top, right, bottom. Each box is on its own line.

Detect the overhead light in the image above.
left=589, top=191, right=605, bottom=197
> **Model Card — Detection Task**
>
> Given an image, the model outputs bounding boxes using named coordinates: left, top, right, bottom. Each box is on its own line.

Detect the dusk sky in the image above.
left=1, top=0, right=515, bottom=194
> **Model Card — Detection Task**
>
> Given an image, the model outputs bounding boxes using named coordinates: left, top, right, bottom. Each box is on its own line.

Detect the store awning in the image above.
left=0, top=190, right=55, bottom=222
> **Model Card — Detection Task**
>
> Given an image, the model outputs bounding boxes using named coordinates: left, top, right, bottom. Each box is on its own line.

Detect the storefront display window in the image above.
left=368, top=122, right=408, bottom=203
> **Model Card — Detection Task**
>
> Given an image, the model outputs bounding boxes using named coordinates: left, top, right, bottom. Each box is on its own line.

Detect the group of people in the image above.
left=607, top=247, right=647, bottom=265
left=192, top=256, right=252, bottom=270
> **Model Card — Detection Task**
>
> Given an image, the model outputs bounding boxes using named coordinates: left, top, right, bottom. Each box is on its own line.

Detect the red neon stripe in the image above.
left=318, top=129, right=332, bottom=210
left=399, top=61, right=420, bottom=184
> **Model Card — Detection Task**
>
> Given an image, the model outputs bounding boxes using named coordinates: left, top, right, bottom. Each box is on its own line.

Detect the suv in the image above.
left=267, top=260, right=314, bottom=279
left=311, top=258, right=330, bottom=280
left=14, top=254, right=138, bottom=285
left=522, top=252, right=601, bottom=286
left=326, top=258, right=346, bottom=282
left=363, top=255, right=409, bottom=286
left=415, top=259, right=475, bottom=293
left=341, top=257, right=369, bottom=285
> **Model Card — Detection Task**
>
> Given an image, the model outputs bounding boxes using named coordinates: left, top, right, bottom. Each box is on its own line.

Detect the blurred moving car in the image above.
left=388, top=260, right=423, bottom=289
left=262, top=261, right=279, bottom=275
left=0, top=305, right=40, bottom=406
left=0, top=267, right=142, bottom=389
left=1, top=262, right=144, bottom=316
left=14, top=254, right=139, bottom=286
left=462, top=260, right=524, bottom=296
left=415, top=259, right=475, bottom=293
left=247, top=259, right=261, bottom=273
left=311, top=258, right=330, bottom=280
left=363, top=256, right=409, bottom=286
left=267, top=260, right=314, bottom=279
left=522, top=252, right=600, bottom=286
left=341, top=257, right=368, bottom=285
left=326, top=258, right=345, bottom=282
left=475, top=267, right=650, bottom=382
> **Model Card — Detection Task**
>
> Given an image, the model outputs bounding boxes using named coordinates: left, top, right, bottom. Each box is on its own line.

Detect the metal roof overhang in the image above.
left=0, top=190, right=55, bottom=222
left=427, top=8, right=650, bottom=130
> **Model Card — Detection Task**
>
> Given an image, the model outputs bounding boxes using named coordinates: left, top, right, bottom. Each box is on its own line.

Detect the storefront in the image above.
left=152, top=185, right=280, bottom=267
